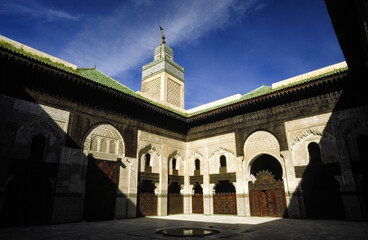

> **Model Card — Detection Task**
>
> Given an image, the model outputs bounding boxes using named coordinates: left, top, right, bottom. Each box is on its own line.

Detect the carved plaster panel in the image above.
left=82, top=124, right=125, bottom=160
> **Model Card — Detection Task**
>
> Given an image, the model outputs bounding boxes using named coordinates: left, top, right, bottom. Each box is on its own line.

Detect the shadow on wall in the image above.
left=279, top=0, right=368, bottom=221
left=0, top=87, right=134, bottom=227
left=290, top=142, right=345, bottom=220
left=285, top=13, right=368, bottom=221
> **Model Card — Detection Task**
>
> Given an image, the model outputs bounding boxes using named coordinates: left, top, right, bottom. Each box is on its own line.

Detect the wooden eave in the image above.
left=0, top=47, right=187, bottom=123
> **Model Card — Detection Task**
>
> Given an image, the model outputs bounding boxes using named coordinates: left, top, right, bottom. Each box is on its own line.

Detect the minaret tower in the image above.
left=141, top=27, right=184, bottom=109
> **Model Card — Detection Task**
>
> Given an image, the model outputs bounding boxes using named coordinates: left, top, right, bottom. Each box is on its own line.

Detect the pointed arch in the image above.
left=138, top=144, right=161, bottom=173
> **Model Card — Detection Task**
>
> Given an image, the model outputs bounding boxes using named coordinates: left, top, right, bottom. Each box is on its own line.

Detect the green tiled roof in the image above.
left=0, top=38, right=188, bottom=117
left=0, top=37, right=349, bottom=118
left=77, top=68, right=137, bottom=95
left=242, top=85, right=272, bottom=100
left=0, top=39, right=77, bottom=73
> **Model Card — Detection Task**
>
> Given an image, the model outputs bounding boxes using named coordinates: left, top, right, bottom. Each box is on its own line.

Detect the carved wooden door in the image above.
left=137, top=193, right=157, bottom=217
left=168, top=193, right=183, bottom=214
left=83, top=157, right=118, bottom=221
left=192, top=194, right=204, bottom=213
left=249, top=171, right=286, bottom=217
left=213, top=193, right=237, bottom=215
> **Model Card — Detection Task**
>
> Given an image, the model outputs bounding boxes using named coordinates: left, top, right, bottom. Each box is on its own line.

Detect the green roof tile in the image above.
left=0, top=38, right=349, bottom=118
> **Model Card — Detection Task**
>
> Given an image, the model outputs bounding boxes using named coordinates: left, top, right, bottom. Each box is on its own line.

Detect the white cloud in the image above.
left=0, top=1, right=81, bottom=21
left=60, top=0, right=259, bottom=77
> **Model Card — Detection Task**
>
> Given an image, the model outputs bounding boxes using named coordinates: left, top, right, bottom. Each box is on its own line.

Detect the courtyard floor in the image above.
left=0, top=214, right=368, bottom=240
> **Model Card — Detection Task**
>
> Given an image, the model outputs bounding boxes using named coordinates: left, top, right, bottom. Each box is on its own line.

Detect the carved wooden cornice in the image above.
left=188, top=91, right=343, bottom=135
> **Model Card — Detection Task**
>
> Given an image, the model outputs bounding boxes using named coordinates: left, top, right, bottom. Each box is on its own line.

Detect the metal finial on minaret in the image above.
left=160, top=26, right=165, bottom=45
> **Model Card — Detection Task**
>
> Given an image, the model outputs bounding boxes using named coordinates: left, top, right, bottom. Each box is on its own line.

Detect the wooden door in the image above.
left=83, top=157, right=118, bottom=221
left=249, top=171, right=287, bottom=217
left=137, top=193, right=157, bottom=217
left=213, top=193, right=237, bottom=215
left=192, top=194, right=204, bottom=213
left=168, top=193, right=183, bottom=214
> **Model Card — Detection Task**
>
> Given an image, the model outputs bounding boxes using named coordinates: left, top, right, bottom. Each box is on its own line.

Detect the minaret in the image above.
left=141, top=27, right=184, bottom=109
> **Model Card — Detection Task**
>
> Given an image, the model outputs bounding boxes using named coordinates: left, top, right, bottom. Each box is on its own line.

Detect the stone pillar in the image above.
left=235, top=156, right=246, bottom=216
left=281, top=150, right=302, bottom=218
left=183, top=153, right=191, bottom=214
left=208, top=183, right=215, bottom=215
left=126, top=157, right=138, bottom=218
left=242, top=155, right=251, bottom=217
left=158, top=146, right=168, bottom=216
left=244, top=182, right=251, bottom=217
left=202, top=147, right=211, bottom=215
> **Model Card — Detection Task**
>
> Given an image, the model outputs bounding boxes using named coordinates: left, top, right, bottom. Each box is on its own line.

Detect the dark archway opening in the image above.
left=193, top=183, right=203, bottom=194
left=250, top=154, right=282, bottom=180
left=138, top=180, right=155, bottom=194
left=168, top=181, right=181, bottom=194
left=214, top=180, right=235, bottom=193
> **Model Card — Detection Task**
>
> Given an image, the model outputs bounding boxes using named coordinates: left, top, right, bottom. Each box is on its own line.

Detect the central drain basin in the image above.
left=160, top=228, right=217, bottom=237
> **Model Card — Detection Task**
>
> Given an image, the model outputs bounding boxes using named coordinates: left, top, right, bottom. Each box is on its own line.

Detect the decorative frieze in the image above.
left=188, top=91, right=342, bottom=135
left=142, top=59, right=184, bottom=81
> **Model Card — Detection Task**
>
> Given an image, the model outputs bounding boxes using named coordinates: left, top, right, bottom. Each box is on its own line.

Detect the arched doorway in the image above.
left=192, top=183, right=203, bottom=213
left=82, top=124, right=124, bottom=221
left=248, top=154, right=286, bottom=217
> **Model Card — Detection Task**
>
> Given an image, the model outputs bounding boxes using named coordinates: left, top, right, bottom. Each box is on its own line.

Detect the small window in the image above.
left=145, top=153, right=151, bottom=167
left=220, top=155, right=227, bottom=167
left=195, top=159, right=200, bottom=170
left=172, top=158, right=177, bottom=170
left=29, top=134, right=46, bottom=162
left=308, top=142, right=322, bottom=164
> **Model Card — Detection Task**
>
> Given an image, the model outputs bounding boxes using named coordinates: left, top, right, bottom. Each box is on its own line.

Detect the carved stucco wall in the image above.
left=7, top=95, right=70, bottom=163
left=168, top=150, right=184, bottom=175
left=167, top=78, right=181, bottom=107
left=82, top=123, right=125, bottom=160
left=243, top=130, right=283, bottom=180
left=188, top=151, right=203, bottom=176
left=143, top=77, right=161, bottom=100
left=138, top=143, right=161, bottom=174
left=285, top=113, right=339, bottom=167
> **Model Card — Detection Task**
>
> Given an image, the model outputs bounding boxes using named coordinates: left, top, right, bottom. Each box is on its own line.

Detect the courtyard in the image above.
left=0, top=215, right=367, bottom=240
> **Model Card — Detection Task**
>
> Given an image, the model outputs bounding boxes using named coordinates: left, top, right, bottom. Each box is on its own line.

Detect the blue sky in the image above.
left=0, top=0, right=344, bottom=109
